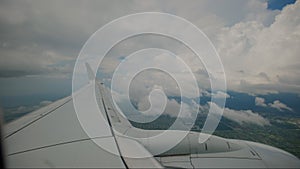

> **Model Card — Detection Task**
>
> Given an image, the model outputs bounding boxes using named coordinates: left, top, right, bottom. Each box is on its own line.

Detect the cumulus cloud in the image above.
left=117, top=85, right=198, bottom=119
left=112, top=81, right=199, bottom=125
left=212, top=91, right=230, bottom=99
left=223, top=107, right=270, bottom=126
left=216, top=1, right=300, bottom=94
left=101, top=0, right=300, bottom=95
left=139, top=98, right=197, bottom=119
left=116, top=86, right=270, bottom=126
left=255, top=97, right=293, bottom=112
left=111, top=51, right=202, bottom=99
left=268, top=100, right=293, bottom=112
left=255, top=97, right=267, bottom=107
left=209, top=102, right=270, bottom=126
left=201, top=91, right=230, bottom=100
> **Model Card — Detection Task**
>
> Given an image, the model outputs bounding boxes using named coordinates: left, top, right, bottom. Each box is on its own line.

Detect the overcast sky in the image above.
left=0, top=0, right=299, bottom=107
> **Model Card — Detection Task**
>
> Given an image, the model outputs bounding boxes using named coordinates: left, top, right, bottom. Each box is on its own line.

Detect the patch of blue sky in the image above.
left=267, top=0, right=296, bottom=10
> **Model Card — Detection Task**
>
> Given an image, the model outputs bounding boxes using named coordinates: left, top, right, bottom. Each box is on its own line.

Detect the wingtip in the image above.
left=85, top=62, right=95, bottom=81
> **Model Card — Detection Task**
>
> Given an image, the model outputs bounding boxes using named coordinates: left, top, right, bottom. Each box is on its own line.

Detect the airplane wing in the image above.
left=3, top=63, right=300, bottom=168
left=4, top=85, right=162, bottom=168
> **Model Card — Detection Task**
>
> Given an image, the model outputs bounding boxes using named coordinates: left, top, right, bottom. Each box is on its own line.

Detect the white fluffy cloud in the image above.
left=151, top=98, right=196, bottom=119
left=216, top=1, right=300, bottom=94
left=117, top=85, right=198, bottom=119
left=255, top=97, right=293, bottom=112
left=269, top=100, right=293, bottom=112
left=223, top=107, right=270, bottom=126
left=110, top=51, right=202, bottom=99
left=101, top=0, right=300, bottom=95
left=115, top=87, right=270, bottom=126
left=209, top=102, right=270, bottom=126
left=112, top=82, right=198, bottom=115
left=212, top=91, right=230, bottom=99
left=255, top=97, right=267, bottom=107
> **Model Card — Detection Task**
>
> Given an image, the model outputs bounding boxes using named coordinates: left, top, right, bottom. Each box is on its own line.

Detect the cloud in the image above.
left=103, top=0, right=300, bottom=95
left=112, top=81, right=199, bottom=123
left=111, top=51, right=202, bottom=99
left=0, top=47, right=74, bottom=78
left=255, top=97, right=267, bottom=107
left=209, top=102, right=270, bottom=126
left=0, top=0, right=299, bottom=102
left=0, top=1, right=277, bottom=77
left=212, top=91, right=230, bottom=99
left=115, top=87, right=271, bottom=126
left=202, top=91, right=230, bottom=99
left=157, top=98, right=196, bottom=119
left=255, top=97, right=293, bottom=112
left=268, top=100, right=293, bottom=112
left=223, top=107, right=270, bottom=126
left=116, top=85, right=198, bottom=119
left=4, top=100, right=53, bottom=121
left=216, top=1, right=300, bottom=94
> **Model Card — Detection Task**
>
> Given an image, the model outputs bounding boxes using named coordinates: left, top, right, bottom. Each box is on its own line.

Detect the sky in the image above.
left=0, top=0, right=299, bottom=124
left=268, top=0, right=296, bottom=10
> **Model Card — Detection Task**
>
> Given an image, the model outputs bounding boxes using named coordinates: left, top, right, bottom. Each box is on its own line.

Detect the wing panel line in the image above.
left=7, top=135, right=113, bottom=156
left=101, top=97, right=129, bottom=169
left=4, top=97, right=72, bottom=139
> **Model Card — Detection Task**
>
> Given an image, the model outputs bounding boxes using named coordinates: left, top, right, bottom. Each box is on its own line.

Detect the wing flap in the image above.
left=116, top=136, right=163, bottom=168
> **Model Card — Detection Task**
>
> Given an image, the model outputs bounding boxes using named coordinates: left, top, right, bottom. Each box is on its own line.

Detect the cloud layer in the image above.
left=0, top=1, right=299, bottom=93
